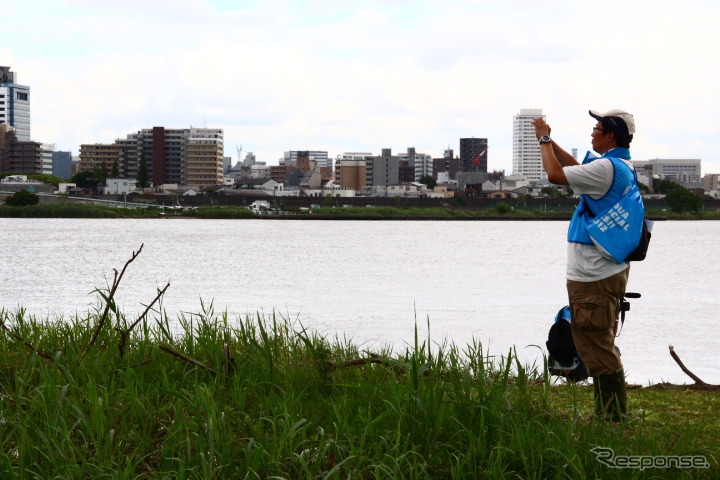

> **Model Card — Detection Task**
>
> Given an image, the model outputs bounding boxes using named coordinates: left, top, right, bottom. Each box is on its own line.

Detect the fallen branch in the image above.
left=337, top=353, right=415, bottom=375
left=669, top=345, right=707, bottom=385
left=158, top=344, right=218, bottom=376
left=117, top=282, right=170, bottom=358
left=0, top=316, right=53, bottom=361
left=84, top=244, right=144, bottom=357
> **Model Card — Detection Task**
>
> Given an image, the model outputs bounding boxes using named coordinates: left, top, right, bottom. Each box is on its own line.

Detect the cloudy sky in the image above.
left=4, top=0, right=719, bottom=174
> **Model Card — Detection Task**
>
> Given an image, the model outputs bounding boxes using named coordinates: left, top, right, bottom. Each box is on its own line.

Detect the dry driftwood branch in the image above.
left=0, top=316, right=53, bottom=361
left=84, top=244, right=144, bottom=357
left=338, top=352, right=410, bottom=374
left=158, top=344, right=218, bottom=376
left=669, top=345, right=707, bottom=385
left=117, top=282, right=170, bottom=358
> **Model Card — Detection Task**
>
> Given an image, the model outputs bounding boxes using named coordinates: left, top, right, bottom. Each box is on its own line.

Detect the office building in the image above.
left=632, top=158, right=702, bottom=189
left=513, top=109, right=544, bottom=181
left=0, top=66, right=31, bottom=141
left=52, top=151, right=73, bottom=179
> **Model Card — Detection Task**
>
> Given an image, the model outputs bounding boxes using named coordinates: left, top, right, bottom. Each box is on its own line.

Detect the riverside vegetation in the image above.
left=2, top=200, right=720, bottom=220
left=0, top=247, right=717, bottom=479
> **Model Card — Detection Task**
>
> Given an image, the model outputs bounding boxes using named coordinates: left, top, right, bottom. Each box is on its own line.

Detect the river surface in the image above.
left=1, top=218, right=717, bottom=386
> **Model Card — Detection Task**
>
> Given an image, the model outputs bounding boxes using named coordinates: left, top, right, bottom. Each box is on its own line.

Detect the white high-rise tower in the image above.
left=0, top=66, right=31, bottom=141
left=512, top=109, right=544, bottom=181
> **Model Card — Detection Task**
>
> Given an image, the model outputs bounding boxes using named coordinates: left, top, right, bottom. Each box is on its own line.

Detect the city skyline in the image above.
left=3, top=1, right=719, bottom=175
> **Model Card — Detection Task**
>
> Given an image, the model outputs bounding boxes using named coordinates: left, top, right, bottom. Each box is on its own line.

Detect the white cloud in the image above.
left=5, top=0, right=720, bottom=175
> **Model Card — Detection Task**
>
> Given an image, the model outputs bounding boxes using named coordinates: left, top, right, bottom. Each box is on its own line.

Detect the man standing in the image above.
left=533, top=109, right=638, bottom=421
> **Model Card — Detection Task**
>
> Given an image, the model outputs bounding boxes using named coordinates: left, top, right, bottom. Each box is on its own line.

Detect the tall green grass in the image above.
left=0, top=302, right=716, bottom=479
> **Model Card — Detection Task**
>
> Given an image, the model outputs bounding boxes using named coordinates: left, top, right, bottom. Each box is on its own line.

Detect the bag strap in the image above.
left=617, top=307, right=626, bottom=337
left=581, top=158, right=638, bottom=220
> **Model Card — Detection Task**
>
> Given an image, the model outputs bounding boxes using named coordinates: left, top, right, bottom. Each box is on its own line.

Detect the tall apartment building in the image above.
left=0, top=123, right=43, bottom=174
left=366, top=149, right=402, bottom=187
left=460, top=138, right=488, bottom=173
left=186, top=128, right=224, bottom=187
left=0, top=135, right=42, bottom=174
left=79, top=127, right=224, bottom=188
left=78, top=143, right=126, bottom=174
left=513, top=109, right=544, bottom=181
left=0, top=66, right=31, bottom=141
left=397, top=147, right=433, bottom=181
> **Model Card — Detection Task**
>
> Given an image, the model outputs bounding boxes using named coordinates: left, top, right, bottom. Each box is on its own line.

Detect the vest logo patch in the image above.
left=595, top=203, right=631, bottom=232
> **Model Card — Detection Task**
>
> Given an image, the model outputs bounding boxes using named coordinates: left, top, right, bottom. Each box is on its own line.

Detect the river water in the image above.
left=0, top=218, right=716, bottom=386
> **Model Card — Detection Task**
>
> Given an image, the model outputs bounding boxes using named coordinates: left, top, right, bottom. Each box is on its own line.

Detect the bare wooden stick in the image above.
left=669, top=345, right=707, bottom=385
left=223, top=343, right=236, bottom=376
left=0, top=317, right=53, bottom=361
left=117, top=282, right=170, bottom=358
left=84, top=244, right=144, bottom=357
left=158, top=344, right=218, bottom=376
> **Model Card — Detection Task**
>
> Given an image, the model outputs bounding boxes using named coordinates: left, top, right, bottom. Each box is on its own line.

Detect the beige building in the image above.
left=186, top=128, right=223, bottom=188
left=78, top=143, right=125, bottom=173
left=703, top=173, right=720, bottom=192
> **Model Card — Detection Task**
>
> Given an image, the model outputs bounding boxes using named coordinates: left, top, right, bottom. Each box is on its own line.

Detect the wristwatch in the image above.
left=539, top=135, right=552, bottom=144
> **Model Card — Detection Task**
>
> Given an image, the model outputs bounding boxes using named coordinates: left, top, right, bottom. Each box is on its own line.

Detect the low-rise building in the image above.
left=236, top=177, right=282, bottom=193
left=104, top=178, right=136, bottom=195
left=0, top=174, right=53, bottom=193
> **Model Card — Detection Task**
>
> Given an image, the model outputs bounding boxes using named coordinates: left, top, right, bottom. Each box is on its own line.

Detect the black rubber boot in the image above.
left=595, top=369, right=627, bottom=421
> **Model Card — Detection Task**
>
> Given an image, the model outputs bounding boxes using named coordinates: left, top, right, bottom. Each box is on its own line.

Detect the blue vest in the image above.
left=567, top=148, right=637, bottom=248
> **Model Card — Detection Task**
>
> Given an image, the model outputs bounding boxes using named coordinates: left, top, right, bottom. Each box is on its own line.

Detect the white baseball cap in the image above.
left=589, top=109, right=636, bottom=136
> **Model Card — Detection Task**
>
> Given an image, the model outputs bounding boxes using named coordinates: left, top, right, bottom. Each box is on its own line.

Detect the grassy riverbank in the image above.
left=1, top=303, right=717, bottom=479
left=3, top=201, right=719, bottom=220
left=0, top=203, right=161, bottom=218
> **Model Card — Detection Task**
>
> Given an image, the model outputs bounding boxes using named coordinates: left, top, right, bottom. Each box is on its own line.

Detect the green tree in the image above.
left=665, top=186, right=703, bottom=214
left=495, top=202, right=511, bottom=214
left=28, top=174, right=62, bottom=188
left=655, top=179, right=682, bottom=194
left=136, top=155, right=150, bottom=189
left=70, top=170, right=100, bottom=189
left=111, top=159, right=120, bottom=178
left=517, top=194, right=532, bottom=206
left=418, top=174, right=437, bottom=189
left=4, top=189, right=40, bottom=206
left=96, top=161, right=109, bottom=182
